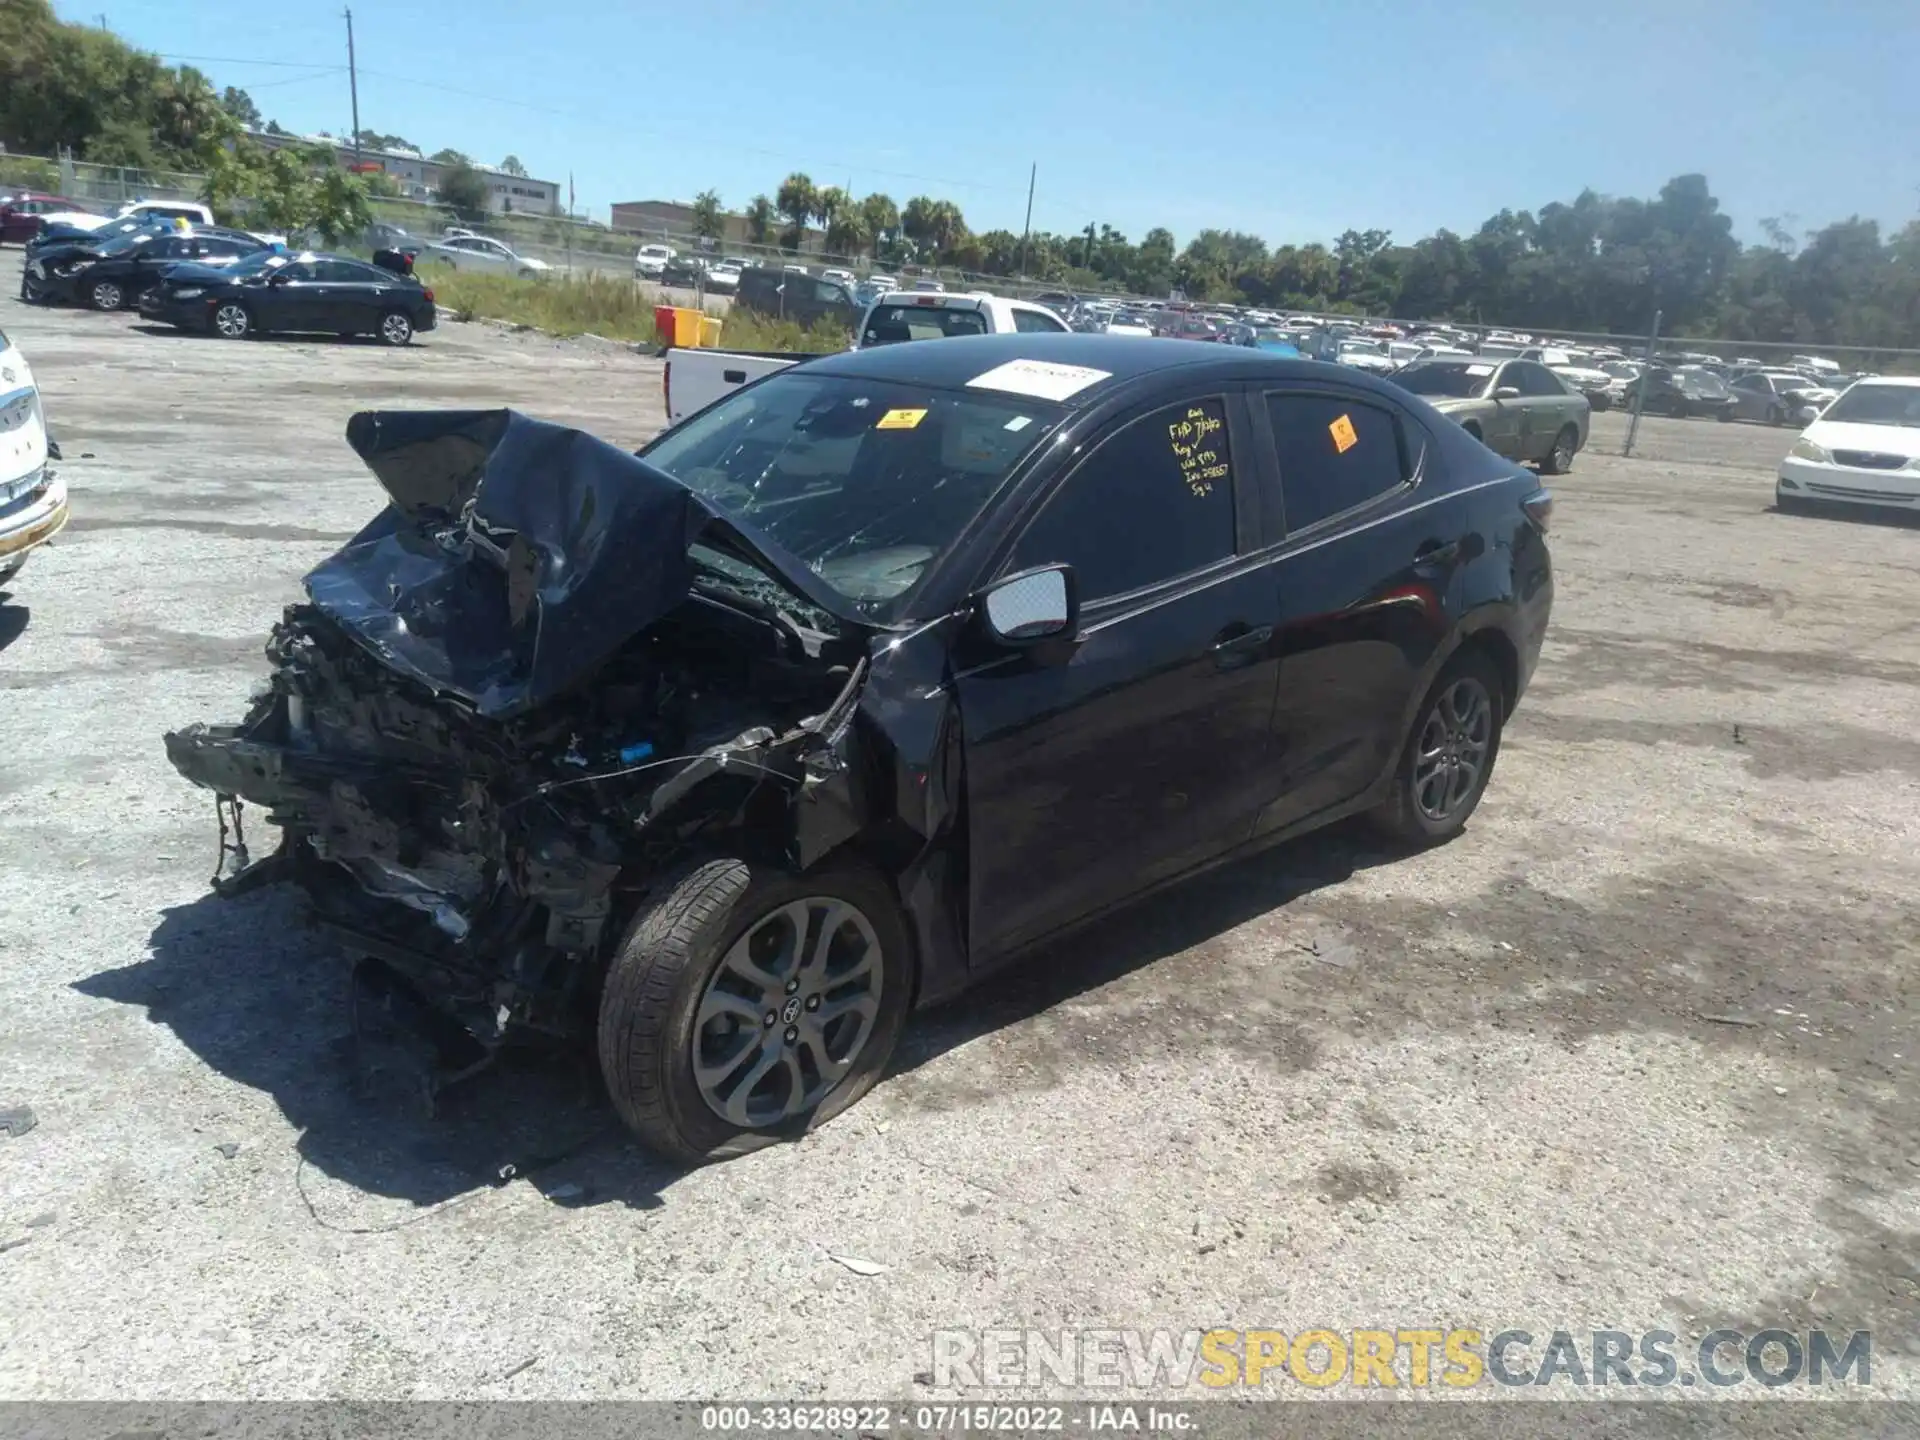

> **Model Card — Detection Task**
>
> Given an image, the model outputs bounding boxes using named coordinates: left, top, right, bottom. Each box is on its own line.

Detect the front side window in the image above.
left=1265, top=392, right=1408, bottom=534
left=1007, top=397, right=1237, bottom=604
left=640, top=373, right=1062, bottom=621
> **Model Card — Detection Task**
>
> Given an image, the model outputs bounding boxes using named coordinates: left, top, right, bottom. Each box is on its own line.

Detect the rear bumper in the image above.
left=1778, top=458, right=1920, bottom=509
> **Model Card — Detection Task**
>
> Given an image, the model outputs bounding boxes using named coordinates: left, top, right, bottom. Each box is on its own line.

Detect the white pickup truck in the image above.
left=662, top=290, right=1068, bottom=426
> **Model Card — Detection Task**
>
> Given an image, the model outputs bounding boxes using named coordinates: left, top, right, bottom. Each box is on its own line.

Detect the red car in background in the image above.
left=0, top=194, right=92, bottom=246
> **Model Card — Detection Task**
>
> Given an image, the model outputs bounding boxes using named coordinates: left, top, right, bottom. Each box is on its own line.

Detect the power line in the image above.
left=351, top=65, right=1031, bottom=199
left=156, top=52, right=347, bottom=68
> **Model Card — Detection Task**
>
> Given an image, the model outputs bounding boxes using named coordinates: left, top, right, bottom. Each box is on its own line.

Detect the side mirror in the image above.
left=979, top=564, right=1077, bottom=646
left=1493, top=385, right=1522, bottom=400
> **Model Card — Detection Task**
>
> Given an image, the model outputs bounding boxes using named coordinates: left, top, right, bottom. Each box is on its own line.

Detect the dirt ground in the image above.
left=2, top=276, right=1917, bottom=1407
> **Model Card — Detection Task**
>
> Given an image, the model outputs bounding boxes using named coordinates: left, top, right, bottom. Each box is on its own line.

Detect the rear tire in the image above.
left=597, top=857, right=914, bottom=1162
left=378, top=310, right=414, bottom=346
left=1370, top=648, right=1505, bottom=846
left=1539, top=425, right=1577, bottom=475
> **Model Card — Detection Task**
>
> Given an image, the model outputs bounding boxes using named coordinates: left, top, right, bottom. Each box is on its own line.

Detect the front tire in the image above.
left=87, top=278, right=124, bottom=311
left=378, top=310, right=414, bottom=346
left=597, top=857, right=914, bottom=1162
left=1370, top=649, right=1505, bottom=845
left=212, top=301, right=252, bottom=339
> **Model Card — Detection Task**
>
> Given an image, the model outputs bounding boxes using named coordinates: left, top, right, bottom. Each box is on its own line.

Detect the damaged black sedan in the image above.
left=165, top=334, right=1553, bottom=1161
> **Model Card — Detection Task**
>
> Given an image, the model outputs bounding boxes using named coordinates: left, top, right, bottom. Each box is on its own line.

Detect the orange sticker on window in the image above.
left=875, top=407, right=927, bottom=430
left=1329, top=414, right=1358, bottom=453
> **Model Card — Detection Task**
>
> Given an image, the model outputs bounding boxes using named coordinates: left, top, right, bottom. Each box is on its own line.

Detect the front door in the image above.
left=955, top=391, right=1284, bottom=960
left=1481, top=362, right=1525, bottom=457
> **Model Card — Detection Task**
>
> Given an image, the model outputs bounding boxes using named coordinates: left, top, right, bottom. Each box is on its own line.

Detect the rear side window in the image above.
left=1264, top=393, right=1408, bottom=534
left=1011, top=308, right=1066, bottom=333
left=1007, top=397, right=1237, bottom=603
left=862, top=304, right=988, bottom=345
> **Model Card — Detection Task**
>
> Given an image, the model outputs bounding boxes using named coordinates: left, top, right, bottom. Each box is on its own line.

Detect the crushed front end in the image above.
left=164, top=409, right=871, bottom=1051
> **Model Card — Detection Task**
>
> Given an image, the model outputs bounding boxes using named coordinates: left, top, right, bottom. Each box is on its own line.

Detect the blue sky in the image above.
left=67, top=0, right=1919, bottom=249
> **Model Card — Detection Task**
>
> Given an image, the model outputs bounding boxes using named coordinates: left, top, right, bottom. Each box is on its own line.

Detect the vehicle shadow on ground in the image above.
left=893, top=818, right=1402, bottom=1082
left=1771, top=501, right=1920, bottom=530
left=128, top=323, right=409, bottom=348
left=83, top=886, right=666, bottom=1213
left=79, top=825, right=1391, bottom=1216
left=0, top=598, right=27, bottom=652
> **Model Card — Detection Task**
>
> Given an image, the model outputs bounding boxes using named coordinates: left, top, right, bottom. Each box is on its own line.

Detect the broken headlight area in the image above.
left=165, top=597, right=864, bottom=1048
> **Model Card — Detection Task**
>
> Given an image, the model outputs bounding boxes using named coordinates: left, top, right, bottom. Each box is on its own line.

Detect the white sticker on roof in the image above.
left=966, top=359, right=1112, bottom=402
left=1465, top=364, right=1495, bottom=376
left=1003, top=415, right=1033, bottom=431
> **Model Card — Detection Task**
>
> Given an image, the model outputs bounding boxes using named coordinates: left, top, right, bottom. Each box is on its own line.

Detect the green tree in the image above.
left=691, top=188, right=725, bottom=240
left=499, top=154, right=528, bottom=177
left=202, top=137, right=370, bottom=243
left=431, top=148, right=471, bottom=165
left=436, top=160, right=492, bottom=222
left=743, top=194, right=775, bottom=246
left=859, top=193, right=898, bottom=257
left=219, top=86, right=261, bottom=129
left=775, top=172, right=818, bottom=252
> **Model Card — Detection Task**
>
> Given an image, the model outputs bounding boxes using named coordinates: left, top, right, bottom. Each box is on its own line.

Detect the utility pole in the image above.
left=1622, top=308, right=1662, bottom=460
left=344, top=8, right=362, bottom=165
left=1017, top=162, right=1035, bottom=281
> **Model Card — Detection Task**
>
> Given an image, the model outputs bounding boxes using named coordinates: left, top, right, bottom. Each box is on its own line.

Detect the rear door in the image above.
left=317, top=259, right=383, bottom=332
left=1249, top=384, right=1450, bottom=832
left=954, top=386, right=1284, bottom=957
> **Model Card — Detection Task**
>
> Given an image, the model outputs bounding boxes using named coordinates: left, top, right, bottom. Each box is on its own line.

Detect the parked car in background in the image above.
left=657, top=254, right=710, bottom=288
left=1776, top=377, right=1920, bottom=515
left=1104, top=313, right=1156, bottom=338
left=732, top=266, right=863, bottom=330
left=1729, top=370, right=1838, bottom=426
left=1336, top=338, right=1399, bottom=376
left=911, top=278, right=945, bottom=293
left=141, top=250, right=436, bottom=345
left=1390, top=357, right=1590, bottom=472
left=704, top=262, right=742, bottom=293
left=0, top=327, right=67, bottom=587
left=1, top=194, right=94, bottom=246
left=1623, top=365, right=1739, bottom=420
left=858, top=292, right=1068, bottom=347
left=163, top=334, right=1553, bottom=1159
left=426, top=233, right=551, bottom=277
left=24, top=226, right=268, bottom=310
left=822, top=267, right=858, bottom=289
left=1548, top=355, right=1616, bottom=411
left=634, top=243, right=677, bottom=279
left=26, top=213, right=169, bottom=262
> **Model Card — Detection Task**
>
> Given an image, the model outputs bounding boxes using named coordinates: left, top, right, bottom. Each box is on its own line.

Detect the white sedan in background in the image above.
left=1335, top=338, right=1399, bottom=376
left=426, top=233, right=552, bottom=277
left=1776, top=376, right=1920, bottom=515
left=0, top=327, right=67, bottom=586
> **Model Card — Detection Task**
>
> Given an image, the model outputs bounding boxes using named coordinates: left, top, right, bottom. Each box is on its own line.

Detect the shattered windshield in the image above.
left=641, top=372, right=1063, bottom=622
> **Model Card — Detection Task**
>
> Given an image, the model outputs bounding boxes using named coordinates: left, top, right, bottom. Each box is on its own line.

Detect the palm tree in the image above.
left=744, top=195, right=775, bottom=246
left=860, top=193, right=898, bottom=258
left=775, top=172, right=818, bottom=253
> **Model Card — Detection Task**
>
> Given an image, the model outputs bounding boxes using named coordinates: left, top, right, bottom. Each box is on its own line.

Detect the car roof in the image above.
left=798, top=332, right=1388, bottom=407
left=1842, top=374, right=1920, bottom=389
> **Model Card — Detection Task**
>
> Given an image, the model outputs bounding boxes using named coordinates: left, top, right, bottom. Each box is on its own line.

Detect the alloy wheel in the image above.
left=1551, top=432, right=1574, bottom=471
left=1413, top=676, right=1493, bottom=823
left=213, top=303, right=249, bottom=338
left=691, top=896, right=884, bottom=1129
left=91, top=281, right=122, bottom=310
left=380, top=313, right=412, bottom=345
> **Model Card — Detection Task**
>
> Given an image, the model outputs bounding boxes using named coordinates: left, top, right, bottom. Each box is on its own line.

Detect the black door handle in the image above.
left=722, top=368, right=748, bottom=384
left=1414, top=539, right=1460, bottom=566
left=1210, top=623, right=1273, bottom=670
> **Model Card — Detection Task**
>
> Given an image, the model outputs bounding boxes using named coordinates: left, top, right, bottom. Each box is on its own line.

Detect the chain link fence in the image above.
left=0, top=152, right=204, bottom=211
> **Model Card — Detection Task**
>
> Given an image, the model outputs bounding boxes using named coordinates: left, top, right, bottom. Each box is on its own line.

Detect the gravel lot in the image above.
left=2, top=276, right=1918, bottom=1406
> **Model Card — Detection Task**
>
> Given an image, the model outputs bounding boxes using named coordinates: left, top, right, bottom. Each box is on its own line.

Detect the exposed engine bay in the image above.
left=163, top=408, right=905, bottom=1054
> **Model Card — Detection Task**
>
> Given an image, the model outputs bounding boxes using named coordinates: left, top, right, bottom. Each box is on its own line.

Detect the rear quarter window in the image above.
left=1264, top=392, right=1411, bottom=534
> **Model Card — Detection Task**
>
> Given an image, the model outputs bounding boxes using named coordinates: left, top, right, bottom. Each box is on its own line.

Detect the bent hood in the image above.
left=306, top=409, right=869, bottom=717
